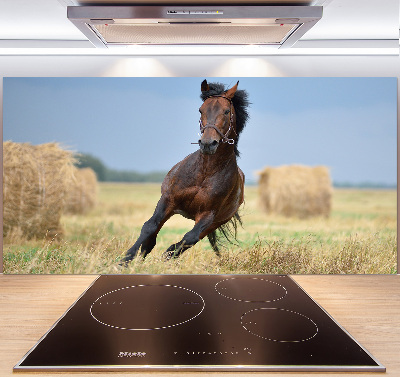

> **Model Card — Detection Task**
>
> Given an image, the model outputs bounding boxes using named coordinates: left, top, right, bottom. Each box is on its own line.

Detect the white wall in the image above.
left=1, top=54, right=399, bottom=78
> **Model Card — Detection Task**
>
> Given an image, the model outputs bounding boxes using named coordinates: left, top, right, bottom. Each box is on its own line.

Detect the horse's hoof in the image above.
left=162, top=250, right=177, bottom=261
left=118, top=255, right=132, bottom=267
left=162, top=251, right=172, bottom=261
left=118, top=261, right=128, bottom=269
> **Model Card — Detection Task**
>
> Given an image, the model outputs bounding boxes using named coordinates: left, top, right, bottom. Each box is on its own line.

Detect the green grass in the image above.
left=3, top=183, right=397, bottom=274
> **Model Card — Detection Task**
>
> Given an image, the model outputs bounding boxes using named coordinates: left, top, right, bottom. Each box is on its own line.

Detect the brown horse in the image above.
left=121, top=79, right=249, bottom=263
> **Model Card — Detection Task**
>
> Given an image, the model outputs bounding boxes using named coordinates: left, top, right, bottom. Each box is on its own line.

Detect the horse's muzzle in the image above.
left=199, top=139, right=219, bottom=155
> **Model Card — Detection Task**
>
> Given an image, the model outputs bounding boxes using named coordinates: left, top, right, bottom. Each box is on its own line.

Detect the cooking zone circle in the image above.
left=241, top=308, right=319, bottom=342
left=215, top=277, right=287, bottom=302
left=90, top=284, right=205, bottom=330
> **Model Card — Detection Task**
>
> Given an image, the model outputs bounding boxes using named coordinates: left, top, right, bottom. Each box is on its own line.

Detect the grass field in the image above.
left=3, top=183, right=397, bottom=274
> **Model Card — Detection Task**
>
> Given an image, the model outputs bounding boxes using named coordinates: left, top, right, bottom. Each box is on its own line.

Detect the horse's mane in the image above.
left=200, top=82, right=250, bottom=157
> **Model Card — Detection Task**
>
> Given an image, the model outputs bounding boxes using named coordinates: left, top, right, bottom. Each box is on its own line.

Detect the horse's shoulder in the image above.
left=238, top=166, right=245, bottom=183
left=161, top=151, right=199, bottom=194
left=170, top=151, right=199, bottom=174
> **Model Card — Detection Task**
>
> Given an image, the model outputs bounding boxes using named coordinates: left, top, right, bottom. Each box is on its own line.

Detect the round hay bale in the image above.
left=258, top=164, right=332, bottom=219
left=3, top=141, right=75, bottom=239
left=65, top=167, right=98, bottom=214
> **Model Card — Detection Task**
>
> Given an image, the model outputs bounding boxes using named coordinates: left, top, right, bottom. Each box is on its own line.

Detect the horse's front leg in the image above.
left=120, top=197, right=171, bottom=264
left=163, top=213, right=215, bottom=260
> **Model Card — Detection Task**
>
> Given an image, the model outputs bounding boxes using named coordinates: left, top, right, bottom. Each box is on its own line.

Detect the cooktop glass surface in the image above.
left=14, top=274, right=385, bottom=372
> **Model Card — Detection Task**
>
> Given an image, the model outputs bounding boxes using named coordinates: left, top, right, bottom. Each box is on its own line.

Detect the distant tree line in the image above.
left=75, top=153, right=166, bottom=183
left=75, top=153, right=396, bottom=188
left=237, top=181, right=396, bottom=189
left=333, top=181, right=396, bottom=189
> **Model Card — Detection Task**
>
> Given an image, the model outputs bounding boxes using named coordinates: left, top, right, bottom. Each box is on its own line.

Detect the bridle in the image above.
left=199, top=95, right=237, bottom=145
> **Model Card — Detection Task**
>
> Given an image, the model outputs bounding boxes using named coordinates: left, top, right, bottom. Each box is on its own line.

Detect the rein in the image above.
left=198, top=95, right=237, bottom=145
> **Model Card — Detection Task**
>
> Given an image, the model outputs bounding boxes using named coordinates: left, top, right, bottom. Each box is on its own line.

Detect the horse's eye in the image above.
left=225, top=109, right=230, bottom=115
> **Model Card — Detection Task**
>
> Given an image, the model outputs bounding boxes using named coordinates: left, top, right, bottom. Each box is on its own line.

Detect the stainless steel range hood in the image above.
left=67, top=5, right=322, bottom=48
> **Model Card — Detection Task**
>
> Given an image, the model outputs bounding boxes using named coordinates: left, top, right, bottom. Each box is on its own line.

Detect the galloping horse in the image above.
left=121, top=79, right=249, bottom=263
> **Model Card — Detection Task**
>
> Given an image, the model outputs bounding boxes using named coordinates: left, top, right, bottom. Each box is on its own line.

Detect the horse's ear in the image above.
left=224, top=81, right=239, bottom=100
left=201, top=79, right=209, bottom=92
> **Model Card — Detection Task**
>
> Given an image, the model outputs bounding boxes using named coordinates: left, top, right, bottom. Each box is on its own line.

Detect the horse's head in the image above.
left=198, top=80, right=238, bottom=155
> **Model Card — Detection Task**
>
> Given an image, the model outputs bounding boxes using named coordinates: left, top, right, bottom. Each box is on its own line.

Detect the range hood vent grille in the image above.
left=92, top=24, right=297, bottom=45
left=68, top=5, right=322, bottom=48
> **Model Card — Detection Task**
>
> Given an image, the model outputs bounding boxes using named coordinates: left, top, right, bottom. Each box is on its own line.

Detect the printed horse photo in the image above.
left=121, top=79, right=249, bottom=263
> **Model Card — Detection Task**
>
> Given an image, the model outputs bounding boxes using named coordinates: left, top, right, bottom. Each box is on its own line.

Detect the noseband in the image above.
left=199, top=95, right=237, bottom=145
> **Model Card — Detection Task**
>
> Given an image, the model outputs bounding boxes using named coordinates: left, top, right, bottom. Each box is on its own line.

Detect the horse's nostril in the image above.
left=211, top=140, right=219, bottom=147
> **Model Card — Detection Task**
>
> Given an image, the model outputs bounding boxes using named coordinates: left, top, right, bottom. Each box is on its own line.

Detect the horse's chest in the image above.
left=165, top=153, right=242, bottom=217
left=174, top=176, right=237, bottom=215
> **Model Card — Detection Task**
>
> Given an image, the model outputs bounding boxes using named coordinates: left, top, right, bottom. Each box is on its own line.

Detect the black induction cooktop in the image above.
left=14, top=274, right=385, bottom=372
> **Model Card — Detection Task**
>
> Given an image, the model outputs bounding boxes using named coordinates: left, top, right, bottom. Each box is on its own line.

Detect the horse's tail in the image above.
left=207, top=212, right=242, bottom=255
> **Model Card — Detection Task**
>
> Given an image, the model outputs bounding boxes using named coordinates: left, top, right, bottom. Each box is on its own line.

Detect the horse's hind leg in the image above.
left=121, top=197, right=171, bottom=264
left=163, top=213, right=215, bottom=260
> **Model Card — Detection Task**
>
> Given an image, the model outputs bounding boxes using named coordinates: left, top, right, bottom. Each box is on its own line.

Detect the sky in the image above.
left=3, top=77, right=397, bottom=185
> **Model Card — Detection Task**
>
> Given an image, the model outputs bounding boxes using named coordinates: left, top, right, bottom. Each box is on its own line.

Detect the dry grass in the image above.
left=3, top=183, right=397, bottom=275
left=217, top=233, right=396, bottom=275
